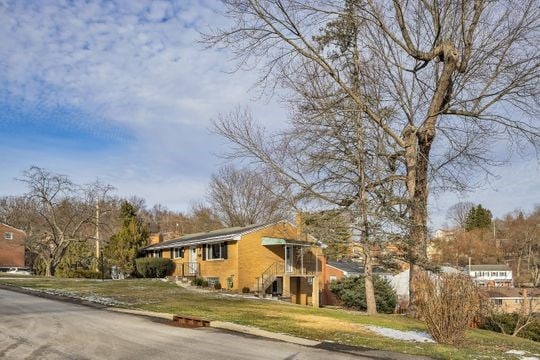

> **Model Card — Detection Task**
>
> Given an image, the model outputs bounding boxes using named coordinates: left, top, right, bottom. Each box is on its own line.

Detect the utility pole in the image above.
left=95, top=199, right=100, bottom=269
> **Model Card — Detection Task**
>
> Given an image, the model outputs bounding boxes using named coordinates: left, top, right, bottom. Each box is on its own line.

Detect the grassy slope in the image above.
left=1, top=276, right=538, bottom=360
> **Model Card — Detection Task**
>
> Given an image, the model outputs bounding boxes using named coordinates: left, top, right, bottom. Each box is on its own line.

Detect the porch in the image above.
left=257, top=237, right=323, bottom=306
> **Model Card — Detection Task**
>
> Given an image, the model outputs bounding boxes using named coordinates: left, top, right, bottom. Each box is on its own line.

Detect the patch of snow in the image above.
left=21, top=287, right=128, bottom=306
left=219, top=293, right=259, bottom=300
left=366, top=325, right=435, bottom=343
left=506, top=350, right=540, bottom=360
left=507, top=350, right=527, bottom=356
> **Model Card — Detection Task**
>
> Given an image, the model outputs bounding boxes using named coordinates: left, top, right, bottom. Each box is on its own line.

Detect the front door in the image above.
left=188, top=246, right=197, bottom=275
left=285, top=245, right=293, bottom=273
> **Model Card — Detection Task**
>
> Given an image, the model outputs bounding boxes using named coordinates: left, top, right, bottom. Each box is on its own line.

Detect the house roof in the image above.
left=465, top=264, right=511, bottom=272
left=261, top=237, right=313, bottom=246
left=327, top=261, right=364, bottom=274
left=0, top=222, right=25, bottom=234
left=480, top=287, right=540, bottom=298
left=144, top=222, right=281, bottom=251
left=327, top=261, right=391, bottom=275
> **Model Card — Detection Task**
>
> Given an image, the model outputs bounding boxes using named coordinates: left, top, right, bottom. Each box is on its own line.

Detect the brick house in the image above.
left=0, top=222, right=26, bottom=269
left=143, top=221, right=325, bottom=307
left=480, top=287, right=540, bottom=313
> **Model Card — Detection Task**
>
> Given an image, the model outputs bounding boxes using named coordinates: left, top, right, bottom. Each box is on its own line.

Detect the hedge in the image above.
left=135, top=258, right=175, bottom=278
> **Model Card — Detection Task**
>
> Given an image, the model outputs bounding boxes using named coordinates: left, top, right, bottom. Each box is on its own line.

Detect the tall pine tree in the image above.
left=105, top=201, right=148, bottom=276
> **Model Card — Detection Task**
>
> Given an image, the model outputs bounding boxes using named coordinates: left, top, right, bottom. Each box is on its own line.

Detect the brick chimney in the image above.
left=148, top=233, right=163, bottom=245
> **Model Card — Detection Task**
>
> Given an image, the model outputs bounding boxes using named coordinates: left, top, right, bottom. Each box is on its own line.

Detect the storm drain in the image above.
left=171, top=314, right=211, bottom=328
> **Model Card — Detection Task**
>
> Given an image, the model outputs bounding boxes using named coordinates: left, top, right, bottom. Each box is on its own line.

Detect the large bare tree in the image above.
left=18, top=167, right=98, bottom=276
left=204, top=0, right=540, bottom=306
left=446, top=201, right=475, bottom=230
left=208, top=165, right=289, bottom=226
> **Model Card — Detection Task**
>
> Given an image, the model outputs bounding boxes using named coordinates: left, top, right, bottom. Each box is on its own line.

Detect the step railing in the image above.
left=258, top=261, right=284, bottom=296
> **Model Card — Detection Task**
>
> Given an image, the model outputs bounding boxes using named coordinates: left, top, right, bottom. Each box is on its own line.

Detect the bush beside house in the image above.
left=135, top=258, right=174, bottom=278
left=329, top=275, right=397, bottom=314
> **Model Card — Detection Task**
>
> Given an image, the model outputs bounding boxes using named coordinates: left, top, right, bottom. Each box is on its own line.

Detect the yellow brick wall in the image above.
left=198, top=241, right=239, bottom=289
left=237, top=222, right=299, bottom=291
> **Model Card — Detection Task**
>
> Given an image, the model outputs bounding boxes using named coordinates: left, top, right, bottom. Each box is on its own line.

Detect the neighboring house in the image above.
left=390, top=266, right=462, bottom=306
left=0, top=222, right=26, bottom=270
left=465, top=264, right=513, bottom=287
left=480, top=287, right=540, bottom=314
left=428, top=229, right=456, bottom=261
left=433, top=229, right=455, bottom=241
left=322, top=260, right=393, bottom=306
left=143, top=221, right=324, bottom=306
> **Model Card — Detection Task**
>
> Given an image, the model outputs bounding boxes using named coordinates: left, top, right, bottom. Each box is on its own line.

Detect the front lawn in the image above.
left=1, top=276, right=538, bottom=360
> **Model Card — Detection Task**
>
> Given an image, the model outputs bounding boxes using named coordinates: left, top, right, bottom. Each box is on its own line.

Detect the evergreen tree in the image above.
left=465, top=205, right=492, bottom=231
left=329, top=275, right=397, bottom=314
left=105, top=201, right=148, bottom=276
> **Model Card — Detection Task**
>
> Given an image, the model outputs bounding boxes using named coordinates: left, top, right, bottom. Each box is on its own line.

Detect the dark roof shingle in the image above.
left=144, top=223, right=276, bottom=250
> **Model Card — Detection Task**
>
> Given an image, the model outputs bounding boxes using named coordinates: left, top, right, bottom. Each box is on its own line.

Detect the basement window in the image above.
left=4, top=232, right=13, bottom=240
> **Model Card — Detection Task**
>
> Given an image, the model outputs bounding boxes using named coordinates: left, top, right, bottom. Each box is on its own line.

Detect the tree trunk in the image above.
left=407, top=46, right=459, bottom=314
left=364, top=248, right=377, bottom=315
left=44, top=260, right=53, bottom=277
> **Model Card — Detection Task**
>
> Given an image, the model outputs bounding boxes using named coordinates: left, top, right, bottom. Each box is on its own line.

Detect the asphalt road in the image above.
left=0, top=288, right=396, bottom=360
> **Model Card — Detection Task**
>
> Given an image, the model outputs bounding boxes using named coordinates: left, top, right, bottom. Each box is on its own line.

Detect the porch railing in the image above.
left=286, top=259, right=319, bottom=275
left=182, top=262, right=200, bottom=277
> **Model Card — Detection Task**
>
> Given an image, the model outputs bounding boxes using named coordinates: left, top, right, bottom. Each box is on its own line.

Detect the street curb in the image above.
left=107, top=307, right=175, bottom=321
left=210, top=321, right=321, bottom=346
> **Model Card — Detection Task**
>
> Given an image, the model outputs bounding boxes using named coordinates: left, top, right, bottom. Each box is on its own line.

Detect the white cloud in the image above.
left=0, top=0, right=287, bottom=210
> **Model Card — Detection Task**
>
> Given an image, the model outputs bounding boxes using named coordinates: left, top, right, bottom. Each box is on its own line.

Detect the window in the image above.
left=173, top=248, right=184, bottom=259
left=491, top=299, right=503, bottom=305
left=329, top=276, right=337, bottom=282
left=499, top=272, right=506, bottom=277
left=205, top=242, right=227, bottom=260
left=153, top=250, right=162, bottom=258
left=4, top=232, right=13, bottom=240
left=491, top=272, right=497, bottom=277
left=207, top=277, right=220, bottom=286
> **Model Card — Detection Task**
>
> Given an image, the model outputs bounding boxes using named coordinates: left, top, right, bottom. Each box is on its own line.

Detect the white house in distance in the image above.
left=465, top=264, right=513, bottom=287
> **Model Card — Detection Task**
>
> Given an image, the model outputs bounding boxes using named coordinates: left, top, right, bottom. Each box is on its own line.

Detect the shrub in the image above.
left=414, top=272, right=481, bottom=345
left=214, top=282, right=222, bottom=290
left=58, top=269, right=102, bottom=279
left=242, top=287, right=250, bottom=293
left=201, top=280, right=209, bottom=287
left=135, top=258, right=174, bottom=278
left=329, top=275, right=397, bottom=314
left=192, top=277, right=204, bottom=286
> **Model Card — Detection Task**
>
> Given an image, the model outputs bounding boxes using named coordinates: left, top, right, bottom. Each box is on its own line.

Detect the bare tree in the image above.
left=204, top=0, right=540, bottom=306
left=214, top=100, right=408, bottom=316
left=208, top=165, right=289, bottom=226
left=446, top=202, right=475, bottom=229
left=18, top=167, right=97, bottom=276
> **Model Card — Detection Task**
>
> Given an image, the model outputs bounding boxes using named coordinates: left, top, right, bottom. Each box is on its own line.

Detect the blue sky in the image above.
left=0, top=0, right=538, bottom=228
